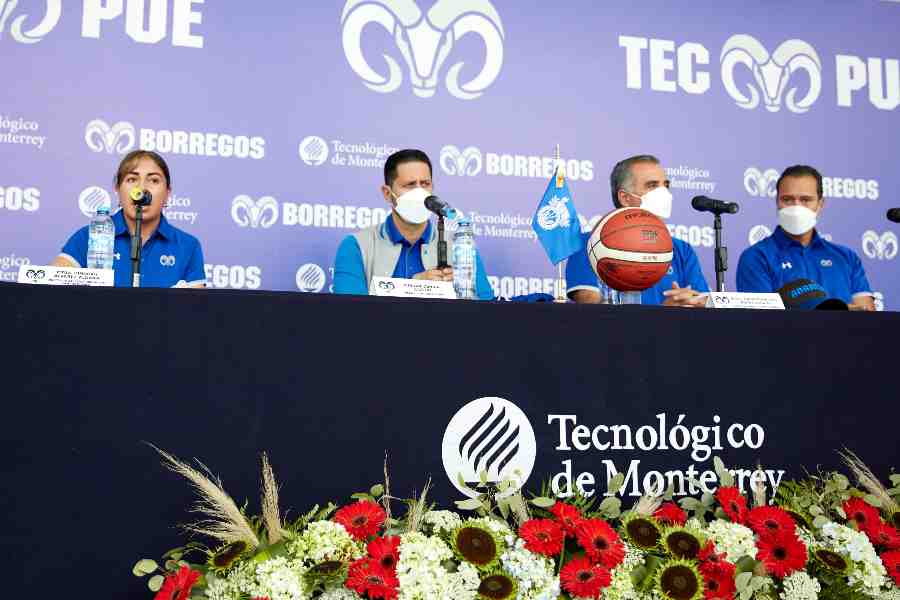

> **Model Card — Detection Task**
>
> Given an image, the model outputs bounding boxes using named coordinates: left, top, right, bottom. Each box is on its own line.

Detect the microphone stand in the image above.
left=437, top=214, right=449, bottom=269
left=131, top=204, right=144, bottom=288
left=714, top=213, right=727, bottom=293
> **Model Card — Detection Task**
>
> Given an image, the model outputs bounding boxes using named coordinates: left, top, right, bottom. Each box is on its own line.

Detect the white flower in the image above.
left=819, top=521, right=887, bottom=595
left=287, top=520, right=364, bottom=565
left=396, top=532, right=478, bottom=600
left=421, top=510, right=462, bottom=536
left=499, top=537, right=558, bottom=600
left=250, top=556, right=309, bottom=600
left=780, top=571, right=820, bottom=600
left=706, top=520, right=758, bottom=563
left=602, top=543, right=647, bottom=600
left=318, top=587, right=363, bottom=600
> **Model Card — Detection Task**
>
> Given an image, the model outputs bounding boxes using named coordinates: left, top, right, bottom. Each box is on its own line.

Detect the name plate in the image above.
left=18, top=265, right=114, bottom=287
left=705, top=292, right=785, bottom=310
left=370, top=276, right=457, bottom=299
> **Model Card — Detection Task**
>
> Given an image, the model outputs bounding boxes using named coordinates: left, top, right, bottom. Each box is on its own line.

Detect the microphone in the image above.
left=691, top=195, right=739, bottom=215
left=129, top=187, right=153, bottom=207
left=887, top=208, right=900, bottom=223
left=424, top=195, right=458, bottom=219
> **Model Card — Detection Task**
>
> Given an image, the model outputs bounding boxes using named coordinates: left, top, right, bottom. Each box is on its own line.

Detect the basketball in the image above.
left=587, top=207, right=673, bottom=291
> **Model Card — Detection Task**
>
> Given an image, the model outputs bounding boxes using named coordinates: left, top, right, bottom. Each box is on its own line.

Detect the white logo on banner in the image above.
left=720, top=35, right=822, bottom=113
left=296, top=263, right=326, bottom=293
left=159, top=255, right=176, bottom=267
left=439, top=145, right=483, bottom=176
left=0, top=0, right=61, bottom=43
left=536, top=196, right=572, bottom=231
left=442, top=397, right=536, bottom=498
left=299, top=136, right=329, bottom=166
left=341, top=0, right=505, bottom=100
left=874, top=292, right=885, bottom=312
left=231, top=195, right=279, bottom=229
left=78, top=186, right=112, bottom=217
left=748, top=225, right=772, bottom=245
left=744, top=167, right=780, bottom=198
left=85, top=119, right=136, bottom=154
left=862, top=230, right=899, bottom=260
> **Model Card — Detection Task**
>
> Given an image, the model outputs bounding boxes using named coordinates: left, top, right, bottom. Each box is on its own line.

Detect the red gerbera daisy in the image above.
left=575, top=518, right=625, bottom=569
left=519, top=519, right=565, bottom=557
left=843, top=498, right=880, bottom=534
left=882, top=550, right=900, bottom=587
left=549, top=501, right=585, bottom=537
left=367, top=535, right=401, bottom=570
left=346, top=558, right=399, bottom=600
left=702, top=567, right=737, bottom=600
left=756, top=534, right=807, bottom=578
left=654, top=502, right=688, bottom=526
left=560, top=556, right=612, bottom=598
left=747, top=506, right=796, bottom=541
left=867, top=521, right=900, bottom=551
left=334, top=500, right=386, bottom=540
left=699, top=541, right=734, bottom=577
left=716, top=487, right=749, bottom=525
left=154, top=566, right=201, bottom=600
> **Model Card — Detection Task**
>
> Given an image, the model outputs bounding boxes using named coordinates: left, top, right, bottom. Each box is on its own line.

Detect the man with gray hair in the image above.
left=566, top=155, right=709, bottom=306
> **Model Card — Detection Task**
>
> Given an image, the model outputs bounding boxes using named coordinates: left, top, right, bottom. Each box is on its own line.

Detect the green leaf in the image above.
left=734, top=556, right=757, bottom=573
left=679, top=498, right=703, bottom=511
left=133, top=559, right=158, bottom=577
left=889, top=474, right=900, bottom=486
left=835, top=474, right=850, bottom=490
left=148, top=575, right=165, bottom=592
left=608, top=473, right=626, bottom=494
left=714, top=457, right=727, bottom=477
left=599, top=497, right=621, bottom=513
left=370, top=484, right=384, bottom=498
left=735, top=571, right=752, bottom=591
left=809, top=505, right=823, bottom=516
left=530, top=496, right=556, bottom=509
left=165, top=560, right=179, bottom=571
left=351, top=493, right=374, bottom=502
left=497, top=499, right=510, bottom=519
left=663, top=484, right=675, bottom=502
left=864, top=494, right=883, bottom=508
left=701, top=492, right=715, bottom=507
left=630, top=565, right=648, bottom=588
left=456, top=498, right=484, bottom=511
left=813, top=515, right=829, bottom=528
left=479, top=470, right=488, bottom=485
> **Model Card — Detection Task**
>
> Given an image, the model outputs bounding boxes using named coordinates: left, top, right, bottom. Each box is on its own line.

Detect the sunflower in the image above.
left=813, top=548, right=849, bottom=573
left=303, top=560, right=348, bottom=590
left=662, top=527, right=704, bottom=560
left=452, top=522, right=503, bottom=571
left=622, top=513, right=663, bottom=551
left=655, top=559, right=704, bottom=600
left=207, top=540, right=248, bottom=573
left=477, top=569, right=518, bottom=600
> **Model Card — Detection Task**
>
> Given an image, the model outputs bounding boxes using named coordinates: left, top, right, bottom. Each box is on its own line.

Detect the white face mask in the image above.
left=636, top=186, right=673, bottom=220
left=778, top=205, right=817, bottom=235
left=392, top=187, right=431, bottom=225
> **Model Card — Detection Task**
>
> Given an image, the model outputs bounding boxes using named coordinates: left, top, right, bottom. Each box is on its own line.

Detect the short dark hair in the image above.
left=384, top=149, right=432, bottom=187
left=115, top=150, right=172, bottom=189
left=776, top=165, right=823, bottom=199
left=609, top=155, right=660, bottom=208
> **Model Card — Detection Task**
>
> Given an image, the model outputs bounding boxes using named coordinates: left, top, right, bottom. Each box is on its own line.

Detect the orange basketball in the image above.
left=587, top=208, right=673, bottom=291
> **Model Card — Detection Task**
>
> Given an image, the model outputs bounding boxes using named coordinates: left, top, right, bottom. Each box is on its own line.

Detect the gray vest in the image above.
left=353, top=220, right=453, bottom=291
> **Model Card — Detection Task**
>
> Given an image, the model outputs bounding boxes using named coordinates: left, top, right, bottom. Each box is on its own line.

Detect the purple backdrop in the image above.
left=1, top=1, right=898, bottom=306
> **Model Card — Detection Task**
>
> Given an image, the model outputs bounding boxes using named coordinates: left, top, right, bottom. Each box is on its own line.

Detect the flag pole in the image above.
left=554, top=144, right=566, bottom=303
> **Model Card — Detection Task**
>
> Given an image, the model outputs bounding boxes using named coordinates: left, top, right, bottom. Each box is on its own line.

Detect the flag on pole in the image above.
left=531, top=162, right=583, bottom=265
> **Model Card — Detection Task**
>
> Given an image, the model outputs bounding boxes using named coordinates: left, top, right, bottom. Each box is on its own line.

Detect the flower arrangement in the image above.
left=134, top=448, right=900, bottom=600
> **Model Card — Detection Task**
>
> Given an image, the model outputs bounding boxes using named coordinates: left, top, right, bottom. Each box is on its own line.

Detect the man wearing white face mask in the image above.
left=332, top=148, right=494, bottom=299
left=736, top=165, right=875, bottom=310
left=566, top=155, right=709, bottom=306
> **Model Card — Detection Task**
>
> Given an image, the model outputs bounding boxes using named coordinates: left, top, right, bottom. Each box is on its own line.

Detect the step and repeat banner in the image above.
left=1, top=1, right=898, bottom=304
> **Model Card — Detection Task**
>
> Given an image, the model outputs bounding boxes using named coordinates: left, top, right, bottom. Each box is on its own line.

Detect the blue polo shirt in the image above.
left=566, top=233, right=709, bottom=304
left=736, top=226, right=871, bottom=303
left=333, top=214, right=494, bottom=299
left=60, top=210, right=205, bottom=287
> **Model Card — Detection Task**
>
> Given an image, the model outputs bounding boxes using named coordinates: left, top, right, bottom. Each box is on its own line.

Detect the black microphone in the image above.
left=424, top=195, right=458, bottom=219
left=691, top=195, right=739, bottom=215
left=129, top=187, right=153, bottom=207
left=887, top=208, right=900, bottom=223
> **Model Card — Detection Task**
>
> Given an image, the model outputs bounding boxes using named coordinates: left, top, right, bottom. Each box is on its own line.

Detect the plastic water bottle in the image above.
left=87, top=206, right=115, bottom=270
left=452, top=218, right=477, bottom=300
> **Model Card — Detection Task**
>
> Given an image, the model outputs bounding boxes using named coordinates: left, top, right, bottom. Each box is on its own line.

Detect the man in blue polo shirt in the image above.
left=53, top=151, right=205, bottom=288
left=736, top=164, right=874, bottom=310
left=333, top=148, right=493, bottom=299
left=567, top=154, right=709, bottom=306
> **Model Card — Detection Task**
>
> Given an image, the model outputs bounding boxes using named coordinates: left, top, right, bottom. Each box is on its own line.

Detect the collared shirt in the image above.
left=333, top=214, right=494, bottom=299
left=60, top=210, right=205, bottom=288
left=566, top=233, right=710, bottom=305
left=736, top=226, right=871, bottom=303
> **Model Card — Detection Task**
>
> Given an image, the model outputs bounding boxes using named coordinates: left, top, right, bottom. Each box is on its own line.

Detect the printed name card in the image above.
left=705, top=292, right=785, bottom=310
left=370, top=276, right=457, bottom=299
left=18, top=265, right=114, bottom=287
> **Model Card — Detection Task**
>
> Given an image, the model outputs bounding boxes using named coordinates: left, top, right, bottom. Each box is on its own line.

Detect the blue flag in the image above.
left=531, top=168, right=583, bottom=265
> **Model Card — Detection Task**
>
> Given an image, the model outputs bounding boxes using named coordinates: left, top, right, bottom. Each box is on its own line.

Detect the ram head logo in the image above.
left=85, top=119, right=136, bottom=154
left=440, top=145, right=483, bottom=176
left=862, top=231, right=898, bottom=261
left=743, top=167, right=780, bottom=198
left=231, top=195, right=280, bottom=229
left=341, top=0, right=505, bottom=100
left=0, top=0, right=61, bottom=43
left=720, top=35, right=821, bottom=114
